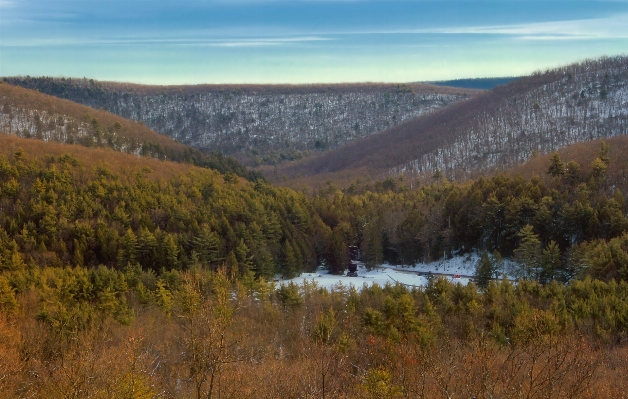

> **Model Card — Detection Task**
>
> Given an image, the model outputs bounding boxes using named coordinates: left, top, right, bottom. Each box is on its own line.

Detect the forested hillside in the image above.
left=396, top=56, right=628, bottom=179
left=2, top=136, right=628, bottom=396
left=2, top=77, right=477, bottom=165
left=274, top=56, right=628, bottom=186
left=0, top=82, right=260, bottom=180
left=2, top=108, right=628, bottom=398
left=0, top=136, right=326, bottom=279
left=311, top=137, right=628, bottom=283
left=4, top=56, right=628, bottom=399
left=3, top=260, right=628, bottom=398
left=3, top=129, right=628, bottom=284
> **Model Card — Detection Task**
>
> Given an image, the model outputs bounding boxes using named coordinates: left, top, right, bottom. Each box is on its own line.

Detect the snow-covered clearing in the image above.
left=279, top=254, right=512, bottom=291
left=281, top=266, right=430, bottom=291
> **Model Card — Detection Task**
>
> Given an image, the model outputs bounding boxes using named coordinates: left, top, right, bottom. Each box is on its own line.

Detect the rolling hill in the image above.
left=271, top=55, right=628, bottom=187
left=0, top=82, right=257, bottom=179
left=1, top=78, right=479, bottom=165
left=0, top=133, right=327, bottom=278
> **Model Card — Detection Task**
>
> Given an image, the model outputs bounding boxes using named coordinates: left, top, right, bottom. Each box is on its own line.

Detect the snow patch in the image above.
left=278, top=254, right=511, bottom=291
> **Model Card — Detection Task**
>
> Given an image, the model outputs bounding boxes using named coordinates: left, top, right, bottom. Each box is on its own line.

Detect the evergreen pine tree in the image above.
left=362, top=219, right=383, bottom=270
left=474, top=251, right=494, bottom=289
left=0, top=276, right=19, bottom=314
left=565, top=160, right=581, bottom=186
left=235, top=239, right=253, bottom=274
left=225, top=251, right=239, bottom=280
left=599, top=141, right=611, bottom=165
left=282, top=241, right=299, bottom=279
left=117, top=228, right=138, bottom=267
left=541, top=240, right=562, bottom=282
left=612, top=189, right=625, bottom=209
left=492, top=250, right=504, bottom=279
left=590, top=158, right=608, bottom=182
left=137, top=228, right=158, bottom=268
left=326, top=228, right=349, bottom=275
left=163, top=234, right=180, bottom=270
left=192, top=226, right=223, bottom=267
left=514, top=225, right=541, bottom=280
left=547, top=153, right=565, bottom=177
left=2, top=250, right=26, bottom=271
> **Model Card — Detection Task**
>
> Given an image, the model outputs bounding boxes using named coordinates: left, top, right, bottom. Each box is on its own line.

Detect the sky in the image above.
left=0, top=0, right=627, bottom=84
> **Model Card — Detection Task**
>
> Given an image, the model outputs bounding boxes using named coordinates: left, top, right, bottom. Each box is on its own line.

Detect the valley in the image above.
left=3, top=78, right=478, bottom=165
left=2, top=55, right=628, bottom=398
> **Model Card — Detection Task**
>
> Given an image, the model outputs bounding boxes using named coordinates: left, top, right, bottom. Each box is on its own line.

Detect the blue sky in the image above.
left=1, top=0, right=627, bottom=84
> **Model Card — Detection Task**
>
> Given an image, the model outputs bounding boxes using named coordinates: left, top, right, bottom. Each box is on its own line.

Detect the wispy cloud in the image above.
left=185, top=37, right=333, bottom=47
left=215, top=37, right=334, bottom=47
left=211, top=41, right=279, bottom=47
left=1, top=36, right=333, bottom=48
left=0, top=0, right=18, bottom=11
left=326, top=13, right=628, bottom=41
left=424, top=14, right=628, bottom=41
left=2, top=0, right=628, bottom=84
left=515, top=34, right=623, bottom=41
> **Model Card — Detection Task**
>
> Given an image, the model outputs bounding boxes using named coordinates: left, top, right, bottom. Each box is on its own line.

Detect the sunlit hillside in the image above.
left=0, top=82, right=259, bottom=179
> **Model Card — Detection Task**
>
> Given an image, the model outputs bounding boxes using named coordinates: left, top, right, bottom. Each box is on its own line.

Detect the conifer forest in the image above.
left=2, top=52, right=628, bottom=397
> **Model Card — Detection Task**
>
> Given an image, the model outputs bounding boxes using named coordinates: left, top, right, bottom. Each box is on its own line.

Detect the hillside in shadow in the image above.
left=271, top=56, right=628, bottom=188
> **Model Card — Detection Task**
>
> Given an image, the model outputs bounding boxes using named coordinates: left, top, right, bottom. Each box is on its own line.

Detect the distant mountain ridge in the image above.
left=1, top=77, right=479, bottom=165
left=429, top=77, right=519, bottom=90
left=272, top=55, right=628, bottom=187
